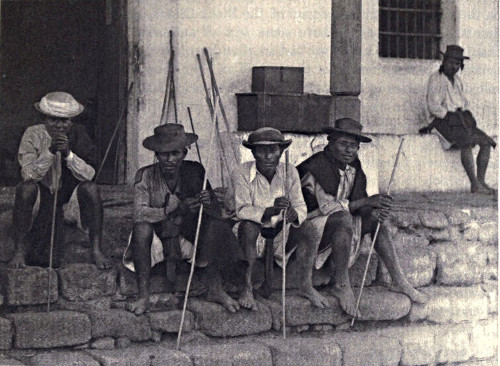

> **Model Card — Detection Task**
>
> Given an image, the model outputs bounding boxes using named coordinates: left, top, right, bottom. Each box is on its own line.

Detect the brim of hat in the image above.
left=34, top=102, right=85, bottom=118
left=439, top=50, right=470, bottom=59
left=143, top=133, right=198, bottom=152
left=323, top=127, right=372, bottom=143
left=242, top=139, right=292, bottom=149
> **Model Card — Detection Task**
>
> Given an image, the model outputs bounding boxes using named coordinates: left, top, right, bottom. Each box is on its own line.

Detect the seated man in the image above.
left=125, top=123, right=241, bottom=315
left=231, top=127, right=308, bottom=311
left=295, top=118, right=427, bottom=316
left=9, top=92, right=112, bottom=269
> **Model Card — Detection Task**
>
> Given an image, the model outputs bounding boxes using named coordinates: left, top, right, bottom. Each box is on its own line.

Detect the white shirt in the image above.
left=427, top=71, right=470, bottom=123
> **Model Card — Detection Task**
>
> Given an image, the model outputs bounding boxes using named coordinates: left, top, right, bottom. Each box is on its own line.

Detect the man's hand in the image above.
left=285, top=207, right=298, bottom=223
left=197, top=190, right=212, bottom=206
left=212, top=187, right=228, bottom=205
left=182, top=197, right=201, bottom=213
left=366, top=194, right=393, bottom=210
left=371, top=208, right=390, bottom=223
left=49, top=133, right=70, bottom=158
left=262, top=196, right=292, bottom=222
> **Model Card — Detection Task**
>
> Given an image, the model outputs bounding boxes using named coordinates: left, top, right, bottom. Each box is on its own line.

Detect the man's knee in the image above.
left=15, top=181, right=38, bottom=204
left=326, top=211, right=354, bottom=236
left=238, top=221, right=260, bottom=241
left=77, top=181, right=101, bottom=200
left=132, top=222, right=154, bottom=246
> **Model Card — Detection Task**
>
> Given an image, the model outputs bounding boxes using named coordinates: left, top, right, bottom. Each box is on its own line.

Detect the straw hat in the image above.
left=34, top=92, right=84, bottom=118
left=324, top=118, right=372, bottom=143
left=143, top=123, right=198, bottom=152
left=242, top=127, right=292, bottom=149
left=439, top=45, right=470, bottom=60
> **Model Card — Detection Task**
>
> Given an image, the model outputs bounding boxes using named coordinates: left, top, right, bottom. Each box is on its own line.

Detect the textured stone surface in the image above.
left=0, top=211, right=15, bottom=262
left=183, top=343, right=272, bottom=366
left=409, top=286, right=489, bottom=323
left=435, top=324, right=473, bottom=364
left=58, top=264, right=117, bottom=301
left=328, top=331, right=401, bottom=366
left=0, top=357, right=26, bottom=365
left=187, top=298, right=272, bottom=337
left=259, top=337, right=341, bottom=366
left=30, top=352, right=100, bottom=366
left=378, top=247, right=436, bottom=287
left=91, top=337, right=115, bottom=350
left=463, top=221, right=481, bottom=241
left=0, top=267, right=57, bottom=306
left=470, top=319, right=498, bottom=360
left=432, top=242, right=487, bottom=285
left=482, top=281, right=498, bottom=314
left=349, top=252, right=378, bottom=288
left=392, top=232, right=429, bottom=248
left=418, top=211, right=449, bottom=229
left=445, top=208, right=472, bottom=226
left=356, top=287, right=411, bottom=321
left=7, top=311, right=90, bottom=349
left=148, top=310, right=194, bottom=333
left=54, top=297, right=112, bottom=312
left=90, top=348, right=192, bottom=366
left=262, top=293, right=349, bottom=330
left=390, top=211, right=421, bottom=229
left=425, top=228, right=450, bottom=241
left=479, top=221, right=498, bottom=245
left=0, top=317, right=12, bottom=350
left=87, top=309, right=151, bottom=341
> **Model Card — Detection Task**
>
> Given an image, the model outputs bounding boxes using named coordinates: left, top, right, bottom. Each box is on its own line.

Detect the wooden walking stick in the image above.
left=281, top=150, right=290, bottom=339
left=47, top=151, right=62, bottom=312
left=95, top=82, right=134, bottom=182
left=176, top=95, right=220, bottom=350
left=187, top=107, right=202, bottom=164
left=350, top=138, right=405, bottom=326
left=160, top=30, right=174, bottom=125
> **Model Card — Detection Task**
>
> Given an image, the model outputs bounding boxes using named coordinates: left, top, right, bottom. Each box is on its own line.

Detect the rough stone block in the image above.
left=356, top=287, right=411, bottom=321
left=259, top=337, right=341, bottom=366
left=372, top=325, right=437, bottom=366
left=418, top=211, right=449, bottom=229
left=435, top=324, right=473, bottom=363
left=471, top=207, right=498, bottom=223
left=471, top=319, right=498, bottom=360
left=0, top=357, right=26, bottom=365
left=0, top=267, right=57, bottom=306
left=90, top=348, right=192, bottom=366
left=479, top=221, right=498, bottom=245
left=54, top=297, right=112, bottom=312
left=463, top=360, right=499, bottom=366
left=7, top=311, right=90, bottom=349
left=390, top=211, right=421, bottom=229
left=432, top=241, right=487, bottom=285
left=187, top=298, right=272, bottom=337
left=147, top=310, right=194, bottom=333
left=425, top=228, right=450, bottom=241
left=30, top=352, right=100, bottom=366
left=0, top=211, right=15, bottom=262
left=464, top=221, right=481, bottom=241
left=87, top=309, right=151, bottom=341
left=482, top=281, right=498, bottom=314
left=58, top=264, right=117, bottom=301
left=349, top=252, right=377, bottom=288
left=91, top=337, right=115, bottom=350
left=183, top=343, right=272, bottom=366
left=445, top=208, right=472, bottom=226
left=262, top=293, right=349, bottom=330
left=409, top=286, right=489, bottom=323
left=329, top=331, right=401, bottom=366
left=378, top=247, right=436, bottom=287
left=392, top=232, right=429, bottom=248
left=0, top=317, right=12, bottom=350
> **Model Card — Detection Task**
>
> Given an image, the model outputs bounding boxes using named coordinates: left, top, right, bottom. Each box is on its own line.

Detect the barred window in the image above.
left=379, top=0, right=442, bottom=59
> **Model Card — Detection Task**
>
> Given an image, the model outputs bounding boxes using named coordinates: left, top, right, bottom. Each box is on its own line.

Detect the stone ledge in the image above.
left=148, top=310, right=194, bottom=333
left=0, top=267, right=57, bottom=306
left=182, top=343, right=272, bottom=366
left=87, top=309, right=151, bottom=342
left=58, top=264, right=117, bottom=301
left=30, top=352, right=100, bottom=366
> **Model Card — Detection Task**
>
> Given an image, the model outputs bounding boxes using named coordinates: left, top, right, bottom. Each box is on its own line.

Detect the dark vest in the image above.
left=296, top=151, right=370, bottom=216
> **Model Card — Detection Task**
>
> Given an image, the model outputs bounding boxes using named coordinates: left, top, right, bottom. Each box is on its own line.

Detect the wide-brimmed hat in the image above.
left=439, top=45, right=470, bottom=60
left=143, top=123, right=198, bottom=152
left=34, top=92, right=84, bottom=118
left=324, top=118, right=372, bottom=143
left=242, top=127, right=292, bottom=149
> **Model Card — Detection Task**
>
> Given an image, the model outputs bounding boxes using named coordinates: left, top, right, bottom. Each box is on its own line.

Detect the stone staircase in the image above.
left=0, top=186, right=497, bottom=366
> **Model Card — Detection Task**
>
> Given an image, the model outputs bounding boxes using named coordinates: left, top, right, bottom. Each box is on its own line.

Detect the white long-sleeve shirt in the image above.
left=427, top=71, right=470, bottom=122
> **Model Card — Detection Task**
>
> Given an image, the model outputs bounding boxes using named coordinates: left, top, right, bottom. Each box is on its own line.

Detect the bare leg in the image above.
left=126, top=222, right=154, bottom=315
left=292, top=222, right=330, bottom=308
left=9, top=181, right=38, bottom=268
left=238, top=221, right=260, bottom=311
left=461, top=148, right=488, bottom=193
left=363, top=218, right=427, bottom=303
left=77, top=182, right=113, bottom=269
left=477, top=144, right=492, bottom=189
left=203, top=266, right=240, bottom=313
left=325, top=212, right=359, bottom=317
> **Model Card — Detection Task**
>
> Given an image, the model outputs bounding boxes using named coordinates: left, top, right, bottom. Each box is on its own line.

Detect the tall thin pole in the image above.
left=47, top=152, right=61, bottom=312
left=281, top=150, right=290, bottom=338
left=187, top=107, right=202, bottom=164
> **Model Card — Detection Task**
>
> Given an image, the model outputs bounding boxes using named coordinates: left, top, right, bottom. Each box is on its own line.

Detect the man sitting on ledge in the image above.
left=124, top=123, right=241, bottom=315
left=294, top=118, right=427, bottom=316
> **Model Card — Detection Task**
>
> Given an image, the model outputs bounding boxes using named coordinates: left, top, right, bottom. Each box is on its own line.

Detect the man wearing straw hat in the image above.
left=295, top=118, right=427, bottom=316
left=231, top=127, right=307, bottom=311
left=419, top=45, right=496, bottom=194
left=9, top=91, right=112, bottom=269
left=124, top=123, right=241, bottom=315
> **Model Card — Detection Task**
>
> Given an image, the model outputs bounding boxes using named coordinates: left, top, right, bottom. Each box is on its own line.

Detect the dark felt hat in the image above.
left=439, top=45, right=470, bottom=60
left=242, top=127, right=292, bottom=149
left=143, top=123, right=198, bottom=152
left=324, top=118, right=372, bottom=143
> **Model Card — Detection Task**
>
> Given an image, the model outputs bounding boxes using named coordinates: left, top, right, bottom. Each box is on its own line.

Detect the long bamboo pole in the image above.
left=281, top=150, right=290, bottom=338
left=47, top=152, right=61, bottom=312
left=350, top=138, right=405, bottom=326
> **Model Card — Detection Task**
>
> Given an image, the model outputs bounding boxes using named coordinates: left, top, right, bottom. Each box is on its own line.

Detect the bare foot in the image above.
left=207, top=288, right=240, bottom=313
left=8, top=253, right=26, bottom=269
left=297, top=286, right=330, bottom=308
left=92, top=250, right=114, bottom=270
left=390, top=283, right=428, bottom=304
left=471, top=183, right=492, bottom=194
left=238, top=286, right=257, bottom=311
left=126, top=297, right=149, bottom=315
left=329, top=284, right=360, bottom=317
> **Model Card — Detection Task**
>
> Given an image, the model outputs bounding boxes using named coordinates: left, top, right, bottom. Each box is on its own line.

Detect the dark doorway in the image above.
left=0, top=0, right=127, bottom=185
